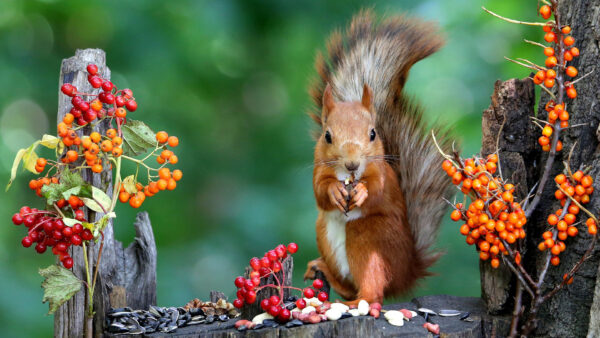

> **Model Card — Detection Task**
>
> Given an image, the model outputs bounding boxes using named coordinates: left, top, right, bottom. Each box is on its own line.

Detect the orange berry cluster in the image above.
left=443, top=154, right=526, bottom=268
left=538, top=171, right=594, bottom=266
left=28, top=176, right=59, bottom=197
left=534, top=5, right=580, bottom=152
left=118, top=168, right=182, bottom=208
left=117, top=128, right=182, bottom=210
left=155, top=131, right=179, bottom=165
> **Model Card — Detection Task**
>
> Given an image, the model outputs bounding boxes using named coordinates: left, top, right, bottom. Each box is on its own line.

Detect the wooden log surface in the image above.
left=106, top=295, right=489, bottom=338
left=54, top=49, right=158, bottom=337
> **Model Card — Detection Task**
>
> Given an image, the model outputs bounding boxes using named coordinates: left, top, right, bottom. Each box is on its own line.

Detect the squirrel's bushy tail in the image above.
left=309, top=9, right=453, bottom=272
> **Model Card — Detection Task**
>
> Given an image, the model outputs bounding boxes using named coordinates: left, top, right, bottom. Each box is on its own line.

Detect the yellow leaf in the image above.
left=122, top=175, right=138, bottom=194
left=6, top=149, right=26, bottom=191
left=22, top=145, right=39, bottom=174
left=40, top=134, right=60, bottom=149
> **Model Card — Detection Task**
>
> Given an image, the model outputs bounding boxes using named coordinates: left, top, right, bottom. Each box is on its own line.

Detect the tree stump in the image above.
left=54, top=49, right=158, bottom=337
left=479, top=0, right=600, bottom=335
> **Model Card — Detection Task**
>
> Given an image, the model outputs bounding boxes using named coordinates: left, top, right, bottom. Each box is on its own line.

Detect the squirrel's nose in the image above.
left=345, top=161, right=359, bottom=172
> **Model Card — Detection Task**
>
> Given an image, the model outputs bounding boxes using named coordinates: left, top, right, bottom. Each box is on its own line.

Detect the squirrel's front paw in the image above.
left=349, top=182, right=368, bottom=210
left=328, top=181, right=348, bottom=213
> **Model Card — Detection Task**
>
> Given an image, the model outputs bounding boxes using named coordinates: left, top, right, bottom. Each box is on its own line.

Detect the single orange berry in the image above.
left=545, top=56, right=558, bottom=68
left=157, top=179, right=168, bottom=191
left=106, top=129, right=117, bottom=138
left=92, top=164, right=103, bottom=173
left=555, top=140, right=563, bottom=152
left=564, top=36, right=575, bottom=46
left=564, top=51, right=573, bottom=61
left=112, top=136, right=123, bottom=146
left=442, top=160, right=453, bottom=172
left=167, top=136, right=179, bottom=147
left=156, top=131, right=168, bottom=143
left=63, top=113, right=74, bottom=124
left=570, top=47, right=580, bottom=57
left=551, top=256, right=560, bottom=266
left=90, top=132, right=101, bottom=143
left=101, top=140, right=113, bottom=152
left=544, top=78, right=555, bottom=88
left=539, top=5, right=552, bottom=19
left=543, top=47, right=554, bottom=57
left=172, top=169, right=182, bottom=181
left=567, top=226, right=579, bottom=237
left=566, top=66, right=578, bottom=77
left=538, top=136, right=550, bottom=146
left=156, top=156, right=165, bottom=164
left=538, top=242, right=547, bottom=251
left=581, top=175, right=593, bottom=188
left=111, top=147, right=122, bottom=157
left=167, top=178, right=177, bottom=190
left=160, top=150, right=173, bottom=159
left=561, top=26, right=571, bottom=34
left=66, top=150, right=78, bottom=162
left=544, top=32, right=556, bottom=43
left=547, top=214, right=559, bottom=225
left=542, top=22, right=553, bottom=32
left=158, top=168, right=171, bottom=180
left=589, top=224, right=598, bottom=235
left=169, top=156, right=178, bottom=164
left=119, top=191, right=130, bottom=203
left=115, top=107, right=127, bottom=118
left=566, top=86, right=577, bottom=99
left=491, top=258, right=500, bottom=269
left=149, top=181, right=160, bottom=194
left=129, top=197, right=141, bottom=208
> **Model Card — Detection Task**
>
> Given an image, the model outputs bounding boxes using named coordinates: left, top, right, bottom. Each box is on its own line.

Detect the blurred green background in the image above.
left=0, top=0, right=543, bottom=336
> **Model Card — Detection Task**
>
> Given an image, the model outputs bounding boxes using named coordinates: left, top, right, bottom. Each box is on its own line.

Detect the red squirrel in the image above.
left=304, top=10, right=453, bottom=305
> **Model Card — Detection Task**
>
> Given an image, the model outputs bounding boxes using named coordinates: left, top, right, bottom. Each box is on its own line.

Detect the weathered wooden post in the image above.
left=54, top=49, right=158, bottom=337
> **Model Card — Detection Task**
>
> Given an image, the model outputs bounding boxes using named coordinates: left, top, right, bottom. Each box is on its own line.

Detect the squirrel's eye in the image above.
left=370, top=128, right=376, bottom=142
left=325, top=131, right=332, bottom=144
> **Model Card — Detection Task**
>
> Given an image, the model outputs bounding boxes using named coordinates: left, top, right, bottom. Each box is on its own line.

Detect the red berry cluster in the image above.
left=443, top=154, right=526, bottom=268
left=60, top=64, right=137, bottom=127
left=12, top=206, right=93, bottom=269
left=533, top=5, right=580, bottom=152
left=232, top=243, right=329, bottom=323
left=538, top=171, right=595, bottom=265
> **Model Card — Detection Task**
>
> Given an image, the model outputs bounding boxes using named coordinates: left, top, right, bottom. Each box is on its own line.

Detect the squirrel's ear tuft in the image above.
left=322, top=83, right=335, bottom=122
left=361, top=83, right=374, bottom=111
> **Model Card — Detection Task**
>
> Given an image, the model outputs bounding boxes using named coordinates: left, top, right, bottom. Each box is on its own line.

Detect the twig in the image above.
left=505, top=56, right=543, bottom=71
left=524, top=39, right=548, bottom=48
left=569, top=70, right=594, bottom=85
left=482, top=7, right=549, bottom=26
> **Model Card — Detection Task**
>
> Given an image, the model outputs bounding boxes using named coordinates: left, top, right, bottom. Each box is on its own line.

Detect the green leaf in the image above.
left=39, top=265, right=82, bottom=315
left=61, top=218, right=80, bottom=227
left=122, top=175, right=138, bottom=194
left=121, top=119, right=157, bottom=156
left=93, top=212, right=116, bottom=238
left=41, top=170, right=88, bottom=206
left=6, top=149, right=27, bottom=191
left=60, top=170, right=85, bottom=188
left=40, top=134, right=60, bottom=149
left=81, top=187, right=111, bottom=213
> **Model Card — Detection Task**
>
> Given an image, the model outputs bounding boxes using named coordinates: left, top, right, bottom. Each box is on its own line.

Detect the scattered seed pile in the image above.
left=106, top=299, right=239, bottom=334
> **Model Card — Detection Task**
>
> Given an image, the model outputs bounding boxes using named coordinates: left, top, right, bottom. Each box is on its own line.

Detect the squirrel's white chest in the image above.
left=324, top=209, right=361, bottom=280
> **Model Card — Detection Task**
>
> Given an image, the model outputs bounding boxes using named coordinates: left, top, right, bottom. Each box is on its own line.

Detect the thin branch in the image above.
left=569, top=70, right=594, bottom=85
left=482, top=7, right=549, bottom=26
left=505, top=56, right=542, bottom=71
left=524, top=39, right=548, bottom=48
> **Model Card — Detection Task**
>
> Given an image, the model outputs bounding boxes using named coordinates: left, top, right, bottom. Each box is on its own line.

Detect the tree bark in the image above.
left=479, top=0, right=600, bottom=336
left=54, top=49, right=158, bottom=337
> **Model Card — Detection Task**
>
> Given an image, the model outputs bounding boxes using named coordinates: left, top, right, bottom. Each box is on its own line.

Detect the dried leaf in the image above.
left=39, top=265, right=82, bottom=315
